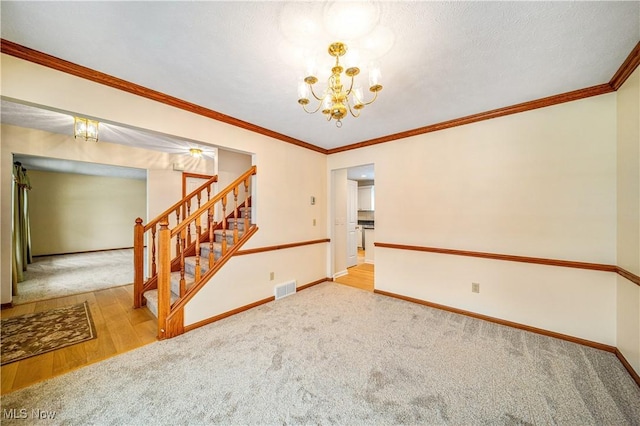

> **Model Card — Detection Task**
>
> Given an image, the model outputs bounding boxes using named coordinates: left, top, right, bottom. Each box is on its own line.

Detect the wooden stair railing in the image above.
left=136, top=166, right=258, bottom=339
left=134, top=174, right=218, bottom=308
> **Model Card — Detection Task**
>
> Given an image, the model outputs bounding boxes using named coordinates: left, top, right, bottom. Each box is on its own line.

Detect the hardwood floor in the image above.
left=335, top=259, right=374, bottom=292
left=1, top=284, right=157, bottom=395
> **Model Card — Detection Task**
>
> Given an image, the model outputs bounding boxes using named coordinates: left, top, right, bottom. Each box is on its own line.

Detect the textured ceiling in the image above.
left=1, top=1, right=638, bottom=151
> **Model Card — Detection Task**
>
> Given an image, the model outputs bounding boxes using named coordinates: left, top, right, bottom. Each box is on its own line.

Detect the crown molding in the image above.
left=0, top=39, right=328, bottom=155
left=327, top=84, right=614, bottom=154
left=328, top=41, right=638, bottom=154
left=610, top=41, right=640, bottom=91
left=2, top=39, right=637, bottom=156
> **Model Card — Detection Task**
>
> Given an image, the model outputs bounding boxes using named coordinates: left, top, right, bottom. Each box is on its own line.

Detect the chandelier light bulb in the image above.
left=298, top=81, right=310, bottom=101
left=352, top=86, right=364, bottom=108
left=369, top=64, right=382, bottom=91
left=322, top=94, right=332, bottom=114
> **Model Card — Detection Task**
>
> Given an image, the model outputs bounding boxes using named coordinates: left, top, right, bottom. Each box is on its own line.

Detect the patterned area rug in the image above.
left=1, top=302, right=97, bottom=365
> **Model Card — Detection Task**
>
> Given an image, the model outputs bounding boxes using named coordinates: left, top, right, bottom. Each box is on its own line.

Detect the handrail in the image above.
left=156, top=165, right=257, bottom=339
left=134, top=173, right=218, bottom=308
left=171, top=166, right=256, bottom=237
left=144, top=174, right=218, bottom=232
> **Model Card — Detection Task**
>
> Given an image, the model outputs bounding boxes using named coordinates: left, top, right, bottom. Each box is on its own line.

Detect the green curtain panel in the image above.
left=12, top=162, right=32, bottom=294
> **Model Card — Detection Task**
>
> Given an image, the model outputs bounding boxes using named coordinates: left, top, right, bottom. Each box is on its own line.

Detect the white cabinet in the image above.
left=358, top=185, right=375, bottom=211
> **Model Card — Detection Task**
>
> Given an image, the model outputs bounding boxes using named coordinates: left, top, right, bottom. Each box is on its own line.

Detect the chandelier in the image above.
left=297, top=42, right=382, bottom=127
left=189, top=148, right=203, bottom=158
left=74, top=117, right=99, bottom=142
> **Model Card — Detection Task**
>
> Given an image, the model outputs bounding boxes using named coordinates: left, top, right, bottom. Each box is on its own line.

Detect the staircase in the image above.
left=143, top=207, right=251, bottom=317
left=133, top=166, right=258, bottom=339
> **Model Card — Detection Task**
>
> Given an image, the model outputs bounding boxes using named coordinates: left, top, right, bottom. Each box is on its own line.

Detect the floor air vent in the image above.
left=274, top=280, right=297, bottom=300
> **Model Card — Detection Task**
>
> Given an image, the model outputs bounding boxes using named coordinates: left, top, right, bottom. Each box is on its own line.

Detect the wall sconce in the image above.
left=74, top=117, right=99, bottom=142
left=189, top=148, right=203, bottom=158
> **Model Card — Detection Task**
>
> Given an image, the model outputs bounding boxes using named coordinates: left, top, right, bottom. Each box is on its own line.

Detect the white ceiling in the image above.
left=1, top=1, right=638, bottom=152
left=1, top=99, right=217, bottom=158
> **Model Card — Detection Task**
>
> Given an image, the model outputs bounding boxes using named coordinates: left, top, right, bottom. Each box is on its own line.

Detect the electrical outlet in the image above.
left=472, top=282, right=480, bottom=293
left=270, top=272, right=275, bottom=281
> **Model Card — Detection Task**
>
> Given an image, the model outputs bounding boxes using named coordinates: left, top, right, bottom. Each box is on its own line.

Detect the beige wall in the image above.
left=28, top=170, right=145, bottom=255
left=217, top=148, right=253, bottom=217
left=1, top=54, right=328, bottom=320
left=328, top=93, right=619, bottom=346
left=616, top=67, right=640, bottom=373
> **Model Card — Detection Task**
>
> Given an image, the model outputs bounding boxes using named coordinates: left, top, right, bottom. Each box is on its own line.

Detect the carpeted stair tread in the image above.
left=225, top=218, right=247, bottom=231
left=143, top=289, right=178, bottom=318
left=183, top=256, right=212, bottom=276
left=200, top=243, right=224, bottom=261
left=213, top=229, right=244, bottom=244
left=170, top=270, right=196, bottom=295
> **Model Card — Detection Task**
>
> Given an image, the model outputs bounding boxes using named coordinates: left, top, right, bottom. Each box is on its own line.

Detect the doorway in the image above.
left=10, top=155, right=147, bottom=305
left=331, top=163, right=375, bottom=291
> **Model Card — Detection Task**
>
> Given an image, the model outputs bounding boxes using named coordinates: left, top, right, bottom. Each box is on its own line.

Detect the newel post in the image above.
left=157, top=218, right=171, bottom=340
left=133, top=218, right=144, bottom=308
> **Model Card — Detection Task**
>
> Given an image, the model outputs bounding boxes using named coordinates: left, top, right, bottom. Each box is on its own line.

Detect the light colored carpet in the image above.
left=1, top=282, right=639, bottom=424
left=14, top=249, right=133, bottom=305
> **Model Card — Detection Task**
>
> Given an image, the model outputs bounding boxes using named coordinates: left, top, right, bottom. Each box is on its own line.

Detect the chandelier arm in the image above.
left=360, top=89, right=380, bottom=106
left=345, top=75, right=355, bottom=97
left=347, top=100, right=361, bottom=118
left=308, top=85, right=325, bottom=101
left=301, top=101, right=324, bottom=114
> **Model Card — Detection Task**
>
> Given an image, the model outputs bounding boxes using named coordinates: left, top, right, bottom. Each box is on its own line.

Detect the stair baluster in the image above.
left=175, top=207, right=181, bottom=256
left=186, top=199, right=192, bottom=246
left=221, top=195, right=228, bottom=256
left=179, top=229, right=186, bottom=297
left=151, top=226, right=157, bottom=277
left=208, top=206, right=216, bottom=268
left=195, top=216, right=202, bottom=282
left=243, top=177, right=250, bottom=234
left=233, top=187, right=239, bottom=244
